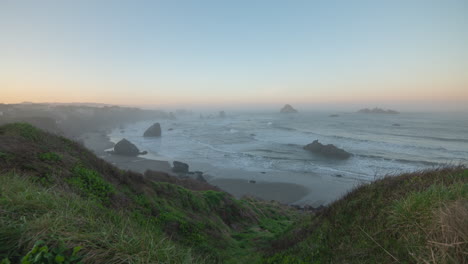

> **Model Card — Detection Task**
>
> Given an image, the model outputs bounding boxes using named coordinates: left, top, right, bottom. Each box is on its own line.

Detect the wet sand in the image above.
left=210, top=178, right=309, bottom=204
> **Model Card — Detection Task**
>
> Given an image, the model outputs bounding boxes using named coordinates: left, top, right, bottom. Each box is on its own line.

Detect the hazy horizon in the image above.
left=1, top=1, right=468, bottom=111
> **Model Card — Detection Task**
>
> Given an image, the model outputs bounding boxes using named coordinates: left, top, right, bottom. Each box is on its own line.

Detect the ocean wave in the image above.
left=385, top=133, right=468, bottom=143
left=271, top=125, right=452, bottom=153
left=356, top=154, right=441, bottom=166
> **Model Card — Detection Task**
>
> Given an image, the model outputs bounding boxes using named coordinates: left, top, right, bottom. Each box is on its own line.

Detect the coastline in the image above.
left=79, top=129, right=354, bottom=205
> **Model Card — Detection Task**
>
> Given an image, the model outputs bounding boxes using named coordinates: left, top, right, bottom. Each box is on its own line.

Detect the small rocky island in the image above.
left=143, top=123, right=162, bottom=137
left=358, top=107, right=399, bottom=114
left=280, top=104, right=298, bottom=113
left=304, top=140, right=351, bottom=159
left=112, top=138, right=147, bottom=156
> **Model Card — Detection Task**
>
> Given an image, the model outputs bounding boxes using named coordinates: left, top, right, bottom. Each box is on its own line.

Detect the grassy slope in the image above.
left=0, top=123, right=298, bottom=263
left=1, top=123, right=466, bottom=263
left=264, top=167, right=467, bottom=264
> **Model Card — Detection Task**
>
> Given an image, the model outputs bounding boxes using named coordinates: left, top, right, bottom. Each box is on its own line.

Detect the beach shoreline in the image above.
left=80, top=128, right=354, bottom=206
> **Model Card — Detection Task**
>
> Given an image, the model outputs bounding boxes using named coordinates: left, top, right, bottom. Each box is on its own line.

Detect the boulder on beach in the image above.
left=172, top=161, right=189, bottom=173
left=113, top=138, right=145, bottom=156
left=143, top=123, right=162, bottom=137
left=195, top=172, right=207, bottom=182
left=280, top=104, right=298, bottom=113
left=303, top=140, right=351, bottom=159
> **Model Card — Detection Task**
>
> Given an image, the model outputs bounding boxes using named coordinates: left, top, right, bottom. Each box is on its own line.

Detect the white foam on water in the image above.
left=109, top=112, right=468, bottom=183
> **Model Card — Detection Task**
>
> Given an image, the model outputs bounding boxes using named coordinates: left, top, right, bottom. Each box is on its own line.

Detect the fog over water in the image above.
left=110, top=111, right=468, bottom=184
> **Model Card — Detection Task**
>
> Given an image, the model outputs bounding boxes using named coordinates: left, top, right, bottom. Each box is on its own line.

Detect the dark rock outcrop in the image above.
left=143, top=123, right=162, bottom=137
left=172, top=161, right=189, bottom=173
left=113, top=138, right=146, bottom=156
left=195, top=172, right=207, bottom=182
left=280, top=104, right=298, bottom=113
left=303, top=140, right=351, bottom=159
left=358, top=108, right=399, bottom=114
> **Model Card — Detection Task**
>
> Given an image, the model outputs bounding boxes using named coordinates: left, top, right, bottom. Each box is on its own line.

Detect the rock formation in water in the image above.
left=172, top=161, right=189, bottom=173
left=168, top=112, right=177, bottom=120
left=357, top=108, right=399, bottom=114
left=143, top=123, right=162, bottom=137
left=280, top=104, right=298, bottom=113
left=303, top=140, right=351, bottom=159
left=113, top=138, right=146, bottom=156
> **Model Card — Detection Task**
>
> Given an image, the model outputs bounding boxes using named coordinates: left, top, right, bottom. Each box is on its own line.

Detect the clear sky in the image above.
left=1, top=0, right=467, bottom=110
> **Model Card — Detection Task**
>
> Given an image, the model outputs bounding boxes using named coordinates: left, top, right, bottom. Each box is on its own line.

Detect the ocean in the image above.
left=109, top=111, right=468, bottom=183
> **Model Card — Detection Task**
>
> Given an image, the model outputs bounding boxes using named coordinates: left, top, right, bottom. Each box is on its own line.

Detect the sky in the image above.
left=1, top=0, right=467, bottom=110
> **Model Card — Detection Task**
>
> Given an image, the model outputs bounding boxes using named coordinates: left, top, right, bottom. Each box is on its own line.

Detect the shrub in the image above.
left=20, top=240, right=83, bottom=264
left=67, top=165, right=114, bottom=202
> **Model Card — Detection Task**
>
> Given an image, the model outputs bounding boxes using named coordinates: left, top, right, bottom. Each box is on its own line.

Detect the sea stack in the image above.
left=303, top=140, right=351, bottom=159
left=113, top=138, right=146, bottom=156
left=280, top=104, right=298, bottom=113
left=172, top=161, right=189, bottom=173
left=143, top=123, right=162, bottom=137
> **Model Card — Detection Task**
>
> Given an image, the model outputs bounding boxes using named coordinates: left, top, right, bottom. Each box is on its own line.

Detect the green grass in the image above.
left=0, top=123, right=41, bottom=141
left=264, top=168, right=468, bottom=264
left=0, top=172, right=296, bottom=263
left=38, top=152, right=62, bottom=162
left=66, top=165, right=115, bottom=203
left=0, top=173, right=198, bottom=264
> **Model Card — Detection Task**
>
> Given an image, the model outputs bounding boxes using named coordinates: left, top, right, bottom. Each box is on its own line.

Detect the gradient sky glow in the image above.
left=1, top=0, right=467, bottom=110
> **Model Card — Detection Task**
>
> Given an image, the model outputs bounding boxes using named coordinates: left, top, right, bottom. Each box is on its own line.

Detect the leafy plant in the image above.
left=16, top=240, right=83, bottom=264
left=67, top=165, right=114, bottom=202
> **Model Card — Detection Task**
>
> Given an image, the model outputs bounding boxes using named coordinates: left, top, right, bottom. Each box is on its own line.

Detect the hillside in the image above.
left=265, top=167, right=467, bottom=263
left=0, top=123, right=298, bottom=263
left=0, top=123, right=467, bottom=263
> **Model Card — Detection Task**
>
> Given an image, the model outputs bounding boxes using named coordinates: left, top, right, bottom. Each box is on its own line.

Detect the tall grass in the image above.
left=264, top=167, right=468, bottom=263
left=0, top=173, right=200, bottom=264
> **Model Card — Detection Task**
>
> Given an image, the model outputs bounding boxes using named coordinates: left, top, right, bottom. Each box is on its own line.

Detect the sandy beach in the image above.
left=80, top=130, right=355, bottom=205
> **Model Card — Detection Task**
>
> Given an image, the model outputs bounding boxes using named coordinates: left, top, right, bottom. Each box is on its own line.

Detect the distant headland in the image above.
left=357, top=107, right=399, bottom=114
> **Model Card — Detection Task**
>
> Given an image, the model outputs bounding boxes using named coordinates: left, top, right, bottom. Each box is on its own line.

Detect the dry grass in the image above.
left=416, top=199, right=468, bottom=264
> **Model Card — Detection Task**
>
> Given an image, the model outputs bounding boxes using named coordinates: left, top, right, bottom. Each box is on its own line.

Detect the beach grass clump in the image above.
left=66, top=165, right=115, bottom=202
left=38, top=152, right=62, bottom=162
